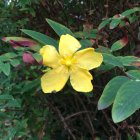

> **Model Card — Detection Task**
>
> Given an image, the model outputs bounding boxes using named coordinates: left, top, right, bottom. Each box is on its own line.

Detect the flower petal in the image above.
left=40, top=45, right=60, bottom=68
left=74, top=48, right=103, bottom=70
left=41, top=66, right=69, bottom=93
left=59, top=34, right=81, bottom=57
left=70, top=67, right=93, bottom=92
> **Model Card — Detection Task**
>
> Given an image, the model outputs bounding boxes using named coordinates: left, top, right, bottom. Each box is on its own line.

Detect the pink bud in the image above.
left=23, top=52, right=35, bottom=64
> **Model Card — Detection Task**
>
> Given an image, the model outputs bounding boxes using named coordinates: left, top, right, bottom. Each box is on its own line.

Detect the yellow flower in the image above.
left=40, top=34, right=103, bottom=93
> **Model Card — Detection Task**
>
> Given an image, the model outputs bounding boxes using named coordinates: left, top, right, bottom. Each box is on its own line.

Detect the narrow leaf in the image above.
left=46, top=18, right=74, bottom=36
left=2, top=37, right=40, bottom=51
left=21, top=29, right=58, bottom=48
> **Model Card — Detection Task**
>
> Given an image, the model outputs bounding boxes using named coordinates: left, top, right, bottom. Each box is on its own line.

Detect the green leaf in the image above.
left=0, top=62, right=11, bottom=76
left=3, top=52, right=17, bottom=59
left=136, top=133, right=140, bottom=140
left=0, top=94, right=13, bottom=100
left=32, top=53, right=42, bottom=63
left=7, top=127, right=17, bottom=140
left=46, top=18, right=74, bottom=36
left=121, top=7, right=140, bottom=16
left=96, top=46, right=111, bottom=54
left=117, top=56, right=140, bottom=66
left=102, top=53, right=123, bottom=67
left=97, top=63, right=115, bottom=72
left=0, top=53, right=17, bottom=62
left=22, top=78, right=40, bottom=93
left=110, top=18, right=121, bottom=29
left=98, top=18, right=111, bottom=30
left=80, top=39, right=93, bottom=48
left=84, top=92, right=93, bottom=98
left=7, top=99, right=21, bottom=108
left=21, top=29, right=58, bottom=48
left=127, top=70, right=140, bottom=80
left=10, top=59, right=20, bottom=67
left=98, top=76, right=130, bottom=110
left=74, top=30, right=97, bottom=39
left=112, top=80, right=140, bottom=123
left=128, top=15, right=138, bottom=23
left=111, top=36, right=128, bottom=52
left=127, top=134, right=133, bottom=140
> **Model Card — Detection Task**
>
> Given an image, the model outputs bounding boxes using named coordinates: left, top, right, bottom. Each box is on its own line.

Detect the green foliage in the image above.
left=21, top=29, right=58, bottom=47
left=98, top=7, right=140, bottom=30
left=46, top=18, right=74, bottom=36
left=98, top=18, right=111, bottom=30
left=1, top=1, right=140, bottom=139
left=111, top=36, right=128, bottom=52
left=98, top=76, right=130, bottom=110
left=112, top=80, right=140, bottom=122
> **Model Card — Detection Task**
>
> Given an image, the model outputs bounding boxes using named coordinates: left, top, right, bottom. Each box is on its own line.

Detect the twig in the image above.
left=64, top=111, right=91, bottom=121
left=55, top=107, right=77, bottom=140
left=75, top=94, right=95, bottom=138
left=102, top=111, right=119, bottom=139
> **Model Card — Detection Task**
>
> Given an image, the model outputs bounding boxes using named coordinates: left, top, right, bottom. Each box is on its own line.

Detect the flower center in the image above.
left=60, top=57, right=74, bottom=67
left=66, top=59, right=72, bottom=66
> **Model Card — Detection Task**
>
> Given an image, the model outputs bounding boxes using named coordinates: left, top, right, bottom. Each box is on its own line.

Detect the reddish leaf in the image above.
left=2, top=37, right=40, bottom=51
left=111, top=36, right=128, bottom=51
left=131, top=62, right=140, bottom=67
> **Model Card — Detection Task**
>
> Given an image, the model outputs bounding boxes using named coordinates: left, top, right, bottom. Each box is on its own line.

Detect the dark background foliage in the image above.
left=0, top=0, right=140, bottom=139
